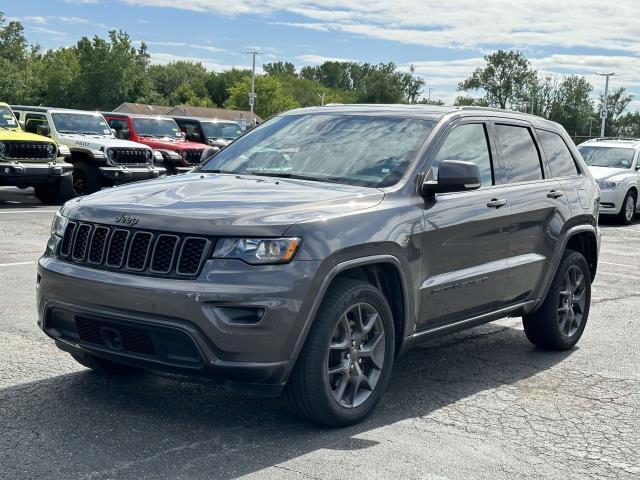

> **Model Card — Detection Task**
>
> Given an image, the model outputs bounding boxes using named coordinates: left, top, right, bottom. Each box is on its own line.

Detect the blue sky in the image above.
left=4, top=0, right=640, bottom=111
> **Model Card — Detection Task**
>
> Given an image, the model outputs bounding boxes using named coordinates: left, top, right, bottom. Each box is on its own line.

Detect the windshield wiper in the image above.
left=201, top=169, right=243, bottom=175
left=247, top=171, right=342, bottom=184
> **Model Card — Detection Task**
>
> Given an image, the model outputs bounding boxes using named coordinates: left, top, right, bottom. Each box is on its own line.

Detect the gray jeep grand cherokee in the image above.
left=37, top=105, right=600, bottom=426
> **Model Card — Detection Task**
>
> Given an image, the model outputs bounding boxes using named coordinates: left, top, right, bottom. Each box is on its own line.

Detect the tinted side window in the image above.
left=432, top=123, right=493, bottom=187
left=496, top=124, right=543, bottom=183
left=536, top=129, right=579, bottom=177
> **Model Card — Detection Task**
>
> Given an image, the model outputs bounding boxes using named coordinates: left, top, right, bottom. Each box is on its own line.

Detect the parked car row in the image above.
left=0, top=103, right=243, bottom=203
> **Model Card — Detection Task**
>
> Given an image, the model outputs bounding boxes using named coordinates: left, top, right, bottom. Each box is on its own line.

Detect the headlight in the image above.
left=146, top=149, right=153, bottom=160
left=50, top=211, right=68, bottom=238
left=0, top=141, right=5, bottom=156
left=598, top=181, right=620, bottom=190
left=212, top=238, right=301, bottom=265
left=46, top=143, right=56, bottom=156
left=106, top=148, right=116, bottom=161
left=58, top=144, right=70, bottom=156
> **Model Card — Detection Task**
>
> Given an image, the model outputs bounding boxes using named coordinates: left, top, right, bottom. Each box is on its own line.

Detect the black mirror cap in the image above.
left=421, top=160, right=482, bottom=196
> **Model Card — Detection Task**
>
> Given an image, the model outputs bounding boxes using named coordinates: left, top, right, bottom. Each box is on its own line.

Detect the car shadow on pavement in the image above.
left=0, top=322, right=574, bottom=479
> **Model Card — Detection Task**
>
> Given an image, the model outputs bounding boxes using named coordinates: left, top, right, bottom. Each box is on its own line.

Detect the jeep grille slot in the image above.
left=1, top=141, right=56, bottom=160
left=177, top=237, right=208, bottom=276
left=57, top=222, right=212, bottom=278
left=183, top=149, right=204, bottom=165
left=110, top=148, right=149, bottom=165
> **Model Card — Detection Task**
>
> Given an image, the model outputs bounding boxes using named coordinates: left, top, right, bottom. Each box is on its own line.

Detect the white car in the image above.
left=577, top=138, right=640, bottom=224
left=11, top=106, right=165, bottom=195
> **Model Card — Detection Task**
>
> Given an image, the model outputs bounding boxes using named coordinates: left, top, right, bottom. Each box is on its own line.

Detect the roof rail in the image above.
left=590, top=137, right=640, bottom=142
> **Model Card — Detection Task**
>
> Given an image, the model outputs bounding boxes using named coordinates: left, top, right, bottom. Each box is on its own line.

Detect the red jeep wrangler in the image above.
left=102, top=113, right=216, bottom=174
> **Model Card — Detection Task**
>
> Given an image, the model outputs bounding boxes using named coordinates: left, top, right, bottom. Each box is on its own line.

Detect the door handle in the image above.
left=547, top=190, right=564, bottom=199
left=487, top=198, right=508, bottom=208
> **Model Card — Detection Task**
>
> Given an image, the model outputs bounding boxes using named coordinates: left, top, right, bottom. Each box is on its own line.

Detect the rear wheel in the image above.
left=285, top=278, right=395, bottom=426
left=73, top=161, right=102, bottom=195
left=523, top=249, right=591, bottom=350
left=70, top=351, right=143, bottom=375
left=33, top=175, right=75, bottom=205
left=618, top=190, right=636, bottom=225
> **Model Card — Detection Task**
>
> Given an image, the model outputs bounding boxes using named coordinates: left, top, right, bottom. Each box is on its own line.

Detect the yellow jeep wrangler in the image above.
left=0, top=102, right=74, bottom=204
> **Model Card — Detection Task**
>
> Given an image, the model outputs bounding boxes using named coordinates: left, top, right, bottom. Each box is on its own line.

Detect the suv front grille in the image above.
left=1, top=141, right=56, bottom=160
left=182, top=149, right=204, bottom=165
left=58, top=221, right=212, bottom=278
left=110, top=148, right=149, bottom=165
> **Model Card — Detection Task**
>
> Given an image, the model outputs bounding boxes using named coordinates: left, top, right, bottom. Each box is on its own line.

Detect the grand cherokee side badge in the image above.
left=114, top=214, right=139, bottom=226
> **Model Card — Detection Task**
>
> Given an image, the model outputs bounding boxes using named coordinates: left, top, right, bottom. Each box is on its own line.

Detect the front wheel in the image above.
left=73, top=161, right=102, bottom=195
left=523, top=249, right=591, bottom=350
left=285, top=278, right=395, bottom=426
left=618, top=190, right=636, bottom=225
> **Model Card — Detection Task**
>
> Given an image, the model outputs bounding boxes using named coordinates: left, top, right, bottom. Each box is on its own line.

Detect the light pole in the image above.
left=428, top=88, right=432, bottom=102
left=243, top=50, right=261, bottom=126
left=596, top=72, right=615, bottom=137
left=317, top=92, right=325, bottom=106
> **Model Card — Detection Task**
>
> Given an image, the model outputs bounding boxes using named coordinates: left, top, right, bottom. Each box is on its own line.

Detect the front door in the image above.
left=418, top=121, right=512, bottom=330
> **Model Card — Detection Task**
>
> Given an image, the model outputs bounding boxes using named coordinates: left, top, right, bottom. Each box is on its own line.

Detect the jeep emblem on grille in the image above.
left=114, top=214, right=139, bottom=226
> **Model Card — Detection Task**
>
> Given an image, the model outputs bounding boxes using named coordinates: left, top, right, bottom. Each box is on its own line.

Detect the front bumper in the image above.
left=37, top=245, right=321, bottom=396
left=597, top=188, right=625, bottom=215
left=0, top=160, right=73, bottom=186
left=98, top=165, right=166, bottom=183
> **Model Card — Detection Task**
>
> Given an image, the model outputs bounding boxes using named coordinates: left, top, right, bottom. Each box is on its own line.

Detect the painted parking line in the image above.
left=597, top=271, right=640, bottom=280
left=600, top=261, right=640, bottom=269
left=0, top=209, right=58, bottom=215
left=0, top=261, right=36, bottom=268
left=602, top=226, right=640, bottom=234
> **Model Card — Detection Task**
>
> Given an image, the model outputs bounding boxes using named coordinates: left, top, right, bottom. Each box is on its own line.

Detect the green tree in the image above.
left=598, top=87, right=633, bottom=136
left=263, top=61, right=296, bottom=77
left=0, top=13, right=32, bottom=102
left=226, top=75, right=298, bottom=118
left=613, top=111, right=640, bottom=137
left=206, top=68, right=251, bottom=107
left=453, top=95, right=489, bottom=106
left=72, top=30, right=150, bottom=110
left=459, top=50, right=537, bottom=109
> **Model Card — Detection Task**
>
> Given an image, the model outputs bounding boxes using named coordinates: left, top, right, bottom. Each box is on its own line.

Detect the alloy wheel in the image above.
left=625, top=195, right=635, bottom=222
left=557, top=265, right=586, bottom=337
left=326, top=302, right=386, bottom=408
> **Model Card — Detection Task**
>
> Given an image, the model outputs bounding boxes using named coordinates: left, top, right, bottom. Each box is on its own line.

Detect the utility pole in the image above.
left=243, top=50, right=261, bottom=126
left=428, top=88, right=432, bottom=102
left=317, top=92, right=325, bottom=106
left=596, top=72, right=615, bottom=137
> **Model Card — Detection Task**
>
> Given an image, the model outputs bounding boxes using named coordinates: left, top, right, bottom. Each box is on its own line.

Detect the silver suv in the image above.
left=578, top=138, right=640, bottom=224
left=37, top=105, right=600, bottom=426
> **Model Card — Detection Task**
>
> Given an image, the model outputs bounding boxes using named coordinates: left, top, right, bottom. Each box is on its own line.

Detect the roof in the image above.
left=578, top=138, right=640, bottom=148
left=166, top=105, right=261, bottom=123
left=113, top=103, right=173, bottom=115
left=11, top=105, right=105, bottom=116
left=284, top=104, right=565, bottom=132
left=102, top=111, right=176, bottom=120
left=170, top=115, right=241, bottom=125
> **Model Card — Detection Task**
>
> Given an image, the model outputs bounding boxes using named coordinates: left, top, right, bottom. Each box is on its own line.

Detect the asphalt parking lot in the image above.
left=1, top=185, right=639, bottom=480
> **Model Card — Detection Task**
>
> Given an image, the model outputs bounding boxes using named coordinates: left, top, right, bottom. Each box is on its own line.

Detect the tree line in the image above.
left=1, top=13, right=638, bottom=139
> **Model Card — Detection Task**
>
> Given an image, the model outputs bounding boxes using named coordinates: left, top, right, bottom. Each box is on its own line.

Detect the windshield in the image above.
left=52, top=113, right=111, bottom=136
left=0, top=106, right=18, bottom=129
left=201, top=121, right=243, bottom=140
left=578, top=146, right=636, bottom=169
left=132, top=118, right=182, bottom=138
left=200, top=114, right=433, bottom=188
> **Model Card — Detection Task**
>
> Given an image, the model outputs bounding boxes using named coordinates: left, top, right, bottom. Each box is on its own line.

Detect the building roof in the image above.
left=113, top=103, right=173, bottom=115
left=166, top=105, right=261, bottom=123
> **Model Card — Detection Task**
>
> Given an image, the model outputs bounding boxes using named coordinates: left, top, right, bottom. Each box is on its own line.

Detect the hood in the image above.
left=587, top=166, right=632, bottom=182
left=140, top=137, right=209, bottom=151
left=0, top=128, right=56, bottom=144
left=58, top=133, right=152, bottom=151
left=63, top=173, right=385, bottom=237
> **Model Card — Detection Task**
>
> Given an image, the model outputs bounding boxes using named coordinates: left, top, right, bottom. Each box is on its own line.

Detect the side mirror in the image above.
left=110, top=128, right=117, bottom=136
left=635, top=164, right=640, bottom=171
left=421, top=160, right=482, bottom=196
left=37, top=125, right=50, bottom=137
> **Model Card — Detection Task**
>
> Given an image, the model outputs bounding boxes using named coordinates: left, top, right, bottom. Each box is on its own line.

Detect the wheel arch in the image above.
left=284, top=255, right=411, bottom=380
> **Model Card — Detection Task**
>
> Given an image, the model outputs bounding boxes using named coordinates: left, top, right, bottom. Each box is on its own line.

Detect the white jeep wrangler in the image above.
left=11, top=106, right=165, bottom=195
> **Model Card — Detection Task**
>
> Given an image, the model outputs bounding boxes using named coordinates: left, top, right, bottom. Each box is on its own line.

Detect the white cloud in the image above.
left=27, top=27, right=68, bottom=38
left=138, top=41, right=227, bottom=54
left=297, top=54, right=354, bottom=64
left=149, top=52, right=258, bottom=72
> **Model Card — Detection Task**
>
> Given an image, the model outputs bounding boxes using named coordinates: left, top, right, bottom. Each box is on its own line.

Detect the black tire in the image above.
left=33, top=174, right=75, bottom=205
left=618, top=190, right=636, bottom=225
left=523, top=249, right=591, bottom=350
left=285, top=278, right=395, bottom=427
left=70, top=351, right=143, bottom=375
left=73, top=161, right=102, bottom=195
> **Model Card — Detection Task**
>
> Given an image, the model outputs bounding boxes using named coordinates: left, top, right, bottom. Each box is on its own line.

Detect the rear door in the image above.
left=491, top=121, right=572, bottom=305
left=418, top=120, right=512, bottom=329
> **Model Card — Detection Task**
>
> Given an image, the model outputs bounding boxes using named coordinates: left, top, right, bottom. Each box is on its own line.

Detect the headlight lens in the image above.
left=146, top=149, right=153, bottom=160
left=46, top=143, right=56, bottom=156
left=598, top=180, right=620, bottom=190
left=0, top=141, right=6, bottom=155
left=212, top=238, right=301, bottom=265
left=106, top=148, right=116, bottom=161
left=50, top=211, right=68, bottom=237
